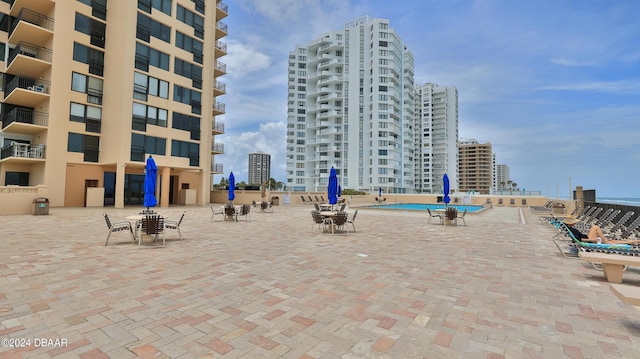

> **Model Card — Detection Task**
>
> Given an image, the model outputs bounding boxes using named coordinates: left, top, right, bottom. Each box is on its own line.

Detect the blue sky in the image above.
left=215, top=0, right=640, bottom=198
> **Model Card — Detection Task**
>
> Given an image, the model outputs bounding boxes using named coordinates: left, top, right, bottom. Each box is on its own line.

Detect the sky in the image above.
left=214, top=0, right=640, bottom=199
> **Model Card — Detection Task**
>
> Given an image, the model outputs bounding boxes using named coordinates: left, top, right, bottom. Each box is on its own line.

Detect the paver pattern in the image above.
left=1, top=204, right=640, bottom=358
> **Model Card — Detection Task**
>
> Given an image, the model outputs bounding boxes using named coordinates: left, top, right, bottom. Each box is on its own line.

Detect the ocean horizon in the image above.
left=597, top=197, right=640, bottom=207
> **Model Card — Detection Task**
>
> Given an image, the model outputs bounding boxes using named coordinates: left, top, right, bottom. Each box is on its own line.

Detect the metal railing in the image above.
left=9, top=8, right=54, bottom=36
left=0, top=143, right=46, bottom=160
left=213, top=101, right=225, bottom=113
left=5, top=76, right=50, bottom=95
left=2, top=108, right=48, bottom=129
left=217, top=1, right=228, bottom=14
left=212, top=142, right=224, bottom=153
left=7, top=42, right=53, bottom=65
left=212, top=121, right=225, bottom=133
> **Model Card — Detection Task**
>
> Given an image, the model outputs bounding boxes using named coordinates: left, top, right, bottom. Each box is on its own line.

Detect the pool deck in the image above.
left=1, top=204, right=640, bottom=358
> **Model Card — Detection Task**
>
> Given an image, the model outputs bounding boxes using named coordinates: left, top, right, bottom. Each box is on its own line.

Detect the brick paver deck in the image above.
left=1, top=204, right=639, bottom=358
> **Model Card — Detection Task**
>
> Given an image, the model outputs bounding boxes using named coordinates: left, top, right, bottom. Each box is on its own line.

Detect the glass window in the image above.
left=75, top=13, right=90, bottom=34
left=71, top=72, right=87, bottom=92
left=68, top=133, right=84, bottom=152
left=70, top=103, right=85, bottom=122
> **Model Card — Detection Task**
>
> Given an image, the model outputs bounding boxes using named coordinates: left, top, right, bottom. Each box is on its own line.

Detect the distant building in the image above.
left=285, top=16, right=415, bottom=193
left=415, top=83, right=459, bottom=194
left=248, top=152, right=271, bottom=185
left=496, top=164, right=510, bottom=191
left=458, top=139, right=492, bottom=194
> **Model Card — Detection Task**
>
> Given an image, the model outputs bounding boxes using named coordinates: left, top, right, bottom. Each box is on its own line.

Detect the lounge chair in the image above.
left=164, top=211, right=185, bottom=240
left=300, top=195, right=307, bottom=204
left=315, top=196, right=321, bottom=202
left=427, top=208, right=443, bottom=224
left=609, top=216, right=640, bottom=240
left=314, top=203, right=320, bottom=211
left=607, top=211, right=635, bottom=235
left=307, top=195, right=314, bottom=203
left=103, top=213, right=135, bottom=246
left=320, top=196, right=326, bottom=202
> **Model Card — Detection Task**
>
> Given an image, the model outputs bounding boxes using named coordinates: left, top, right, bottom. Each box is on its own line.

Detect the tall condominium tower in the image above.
left=248, top=151, right=271, bottom=185
left=286, top=16, right=415, bottom=193
left=458, top=139, right=492, bottom=194
left=496, top=164, right=510, bottom=191
left=414, top=83, right=458, bottom=194
left=0, top=0, right=228, bottom=208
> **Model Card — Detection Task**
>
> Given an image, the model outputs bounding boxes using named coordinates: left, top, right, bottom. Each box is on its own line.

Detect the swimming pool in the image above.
left=366, top=203, right=485, bottom=213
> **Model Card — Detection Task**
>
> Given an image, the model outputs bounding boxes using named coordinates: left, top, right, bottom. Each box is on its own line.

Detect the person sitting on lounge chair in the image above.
left=563, top=217, right=640, bottom=245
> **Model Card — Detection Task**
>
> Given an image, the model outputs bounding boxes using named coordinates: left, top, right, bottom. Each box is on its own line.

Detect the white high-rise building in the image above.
left=414, top=83, right=458, bottom=194
left=285, top=16, right=415, bottom=193
left=496, top=164, right=510, bottom=191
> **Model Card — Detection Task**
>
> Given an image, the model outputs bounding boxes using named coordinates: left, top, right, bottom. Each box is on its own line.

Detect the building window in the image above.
left=4, top=171, right=29, bottom=186
left=70, top=102, right=102, bottom=133
left=133, top=72, right=169, bottom=101
left=136, top=12, right=171, bottom=43
left=132, top=102, right=168, bottom=131
left=175, top=31, right=203, bottom=64
left=73, top=42, right=104, bottom=76
left=173, top=85, right=201, bottom=114
left=172, top=112, right=201, bottom=140
left=171, top=139, right=199, bottom=166
left=174, top=58, right=202, bottom=89
left=77, top=0, right=107, bottom=21
left=71, top=72, right=104, bottom=105
left=131, top=133, right=166, bottom=162
left=75, top=13, right=106, bottom=48
left=176, top=4, right=204, bottom=39
left=135, top=42, right=170, bottom=72
left=68, top=132, right=100, bottom=162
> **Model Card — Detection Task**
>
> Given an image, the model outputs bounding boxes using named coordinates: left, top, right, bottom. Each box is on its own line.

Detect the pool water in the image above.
left=367, top=203, right=484, bottom=213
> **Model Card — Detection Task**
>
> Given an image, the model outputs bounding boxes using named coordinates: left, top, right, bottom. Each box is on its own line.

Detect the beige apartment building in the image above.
left=0, top=0, right=227, bottom=209
left=458, top=139, right=493, bottom=194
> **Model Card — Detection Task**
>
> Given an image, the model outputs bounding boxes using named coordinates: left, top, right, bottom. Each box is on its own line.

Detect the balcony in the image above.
left=215, top=40, right=227, bottom=57
left=3, top=76, right=50, bottom=107
left=8, top=8, right=54, bottom=47
left=215, top=21, right=228, bottom=39
left=216, top=1, right=228, bottom=20
left=2, top=108, right=48, bottom=134
left=6, top=42, right=52, bottom=76
left=211, top=162, right=223, bottom=174
left=213, top=101, right=225, bottom=115
left=211, top=142, right=224, bottom=154
left=0, top=142, right=46, bottom=163
left=214, top=60, right=227, bottom=77
left=213, top=80, right=226, bottom=96
left=212, top=120, right=225, bottom=134
left=10, top=0, right=55, bottom=16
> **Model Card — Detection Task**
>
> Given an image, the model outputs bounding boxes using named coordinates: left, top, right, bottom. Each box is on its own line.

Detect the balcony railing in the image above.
left=2, top=108, right=48, bottom=129
left=9, top=8, right=54, bottom=36
left=7, top=42, right=53, bottom=65
left=215, top=40, right=227, bottom=53
left=0, top=143, right=46, bottom=160
left=213, top=101, right=225, bottom=113
left=215, top=60, right=226, bottom=73
left=212, top=142, right=224, bottom=153
left=5, top=76, right=50, bottom=95
left=216, top=21, right=228, bottom=33
left=217, top=1, right=228, bottom=14
left=211, top=162, right=223, bottom=173
left=212, top=121, right=225, bottom=133
left=213, top=80, right=226, bottom=93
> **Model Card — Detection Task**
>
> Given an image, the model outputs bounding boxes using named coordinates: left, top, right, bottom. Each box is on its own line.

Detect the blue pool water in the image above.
left=367, top=203, right=484, bottom=213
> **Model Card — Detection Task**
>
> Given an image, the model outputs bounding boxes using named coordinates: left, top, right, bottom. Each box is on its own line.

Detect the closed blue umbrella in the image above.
left=379, top=187, right=382, bottom=197
left=328, top=167, right=338, bottom=205
left=228, top=172, right=235, bottom=202
left=338, top=184, right=341, bottom=198
left=443, top=173, right=450, bottom=206
left=143, top=155, right=157, bottom=210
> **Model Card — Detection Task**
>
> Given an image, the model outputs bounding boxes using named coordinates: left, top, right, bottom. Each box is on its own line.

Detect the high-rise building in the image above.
left=458, top=139, right=493, bottom=194
left=496, top=164, right=510, bottom=191
left=0, top=0, right=228, bottom=208
left=248, top=151, right=270, bottom=185
left=286, top=16, right=415, bottom=193
left=414, top=83, right=459, bottom=194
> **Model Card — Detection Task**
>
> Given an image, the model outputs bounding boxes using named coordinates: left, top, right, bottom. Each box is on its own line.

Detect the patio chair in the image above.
left=103, top=213, right=135, bottom=246
left=347, top=209, right=359, bottom=232
left=311, top=210, right=331, bottom=233
left=331, top=211, right=349, bottom=234
left=427, top=208, right=443, bottom=224
left=164, top=211, right=185, bottom=240
left=455, top=208, right=468, bottom=226
left=210, top=205, right=223, bottom=222
left=237, top=204, right=251, bottom=221
left=139, top=215, right=165, bottom=248
left=315, top=196, right=321, bottom=202
left=260, top=201, right=268, bottom=212
left=224, top=205, right=237, bottom=221
left=314, top=203, right=321, bottom=211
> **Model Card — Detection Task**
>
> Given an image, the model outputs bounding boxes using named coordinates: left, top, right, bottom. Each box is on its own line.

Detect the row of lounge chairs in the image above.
left=301, top=195, right=326, bottom=204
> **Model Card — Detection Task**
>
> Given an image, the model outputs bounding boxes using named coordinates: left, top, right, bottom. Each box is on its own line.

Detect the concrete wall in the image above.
left=0, top=185, right=49, bottom=215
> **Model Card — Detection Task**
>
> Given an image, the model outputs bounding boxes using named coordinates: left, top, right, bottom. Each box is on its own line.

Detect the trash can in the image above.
left=271, top=196, right=279, bottom=206
left=32, top=197, right=50, bottom=215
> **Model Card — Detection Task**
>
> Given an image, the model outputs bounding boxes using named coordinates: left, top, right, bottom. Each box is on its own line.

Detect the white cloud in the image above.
left=224, top=40, right=272, bottom=78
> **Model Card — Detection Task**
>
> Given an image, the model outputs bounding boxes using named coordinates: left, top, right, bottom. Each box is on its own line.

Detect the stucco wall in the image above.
left=0, top=185, right=49, bottom=215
